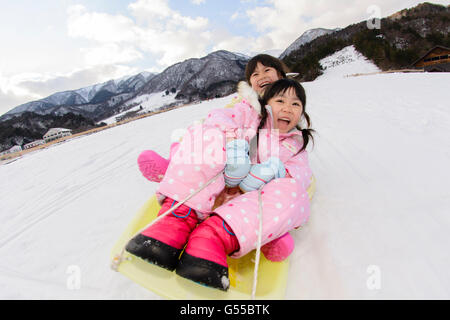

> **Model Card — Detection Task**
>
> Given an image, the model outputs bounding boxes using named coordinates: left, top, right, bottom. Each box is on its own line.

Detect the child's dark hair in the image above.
left=245, top=54, right=290, bottom=85
left=258, top=78, right=315, bottom=153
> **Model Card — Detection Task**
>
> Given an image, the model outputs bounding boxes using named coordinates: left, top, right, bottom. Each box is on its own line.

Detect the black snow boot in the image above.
left=176, top=252, right=230, bottom=291
left=125, top=234, right=181, bottom=271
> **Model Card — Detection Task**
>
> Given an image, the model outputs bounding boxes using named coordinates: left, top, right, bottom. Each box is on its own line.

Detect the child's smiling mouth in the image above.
left=277, top=118, right=291, bottom=131
left=258, top=80, right=271, bottom=88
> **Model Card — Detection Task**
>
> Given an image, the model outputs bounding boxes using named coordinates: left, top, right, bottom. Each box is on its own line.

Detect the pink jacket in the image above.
left=157, top=82, right=312, bottom=258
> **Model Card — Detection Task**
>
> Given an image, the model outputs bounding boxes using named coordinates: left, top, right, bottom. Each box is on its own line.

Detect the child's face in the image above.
left=249, top=62, right=281, bottom=95
left=267, top=87, right=303, bottom=134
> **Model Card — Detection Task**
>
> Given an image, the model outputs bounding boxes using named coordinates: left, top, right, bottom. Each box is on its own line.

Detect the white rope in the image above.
left=111, top=170, right=224, bottom=271
left=251, top=186, right=264, bottom=300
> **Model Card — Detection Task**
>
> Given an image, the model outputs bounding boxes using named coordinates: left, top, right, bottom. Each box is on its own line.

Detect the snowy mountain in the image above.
left=0, top=51, right=248, bottom=124
left=0, top=51, right=248, bottom=151
left=279, top=28, right=340, bottom=59
left=1, top=63, right=449, bottom=298
left=99, top=51, right=248, bottom=124
left=100, top=50, right=249, bottom=124
left=138, top=50, right=249, bottom=103
left=0, top=72, right=156, bottom=122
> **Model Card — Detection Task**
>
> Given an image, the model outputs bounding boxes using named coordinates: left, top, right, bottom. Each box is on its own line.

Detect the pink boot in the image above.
left=176, top=215, right=239, bottom=291
left=261, top=232, right=295, bottom=262
left=137, top=142, right=180, bottom=182
left=125, top=197, right=198, bottom=271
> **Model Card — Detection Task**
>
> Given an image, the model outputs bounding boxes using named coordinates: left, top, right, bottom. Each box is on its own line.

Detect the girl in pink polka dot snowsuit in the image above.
left=126, top=78, right=314, bottom=291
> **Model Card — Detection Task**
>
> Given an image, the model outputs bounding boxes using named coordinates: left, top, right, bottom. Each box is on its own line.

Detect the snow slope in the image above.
left=317, top=45, right=381, bottom=80
left=0, top=59, right=449, bottom=299
left=0, top=95, right=235, bottom=299
left=101, top=91, right=179, bottom=125
left=293, top=72, right=450, bottom=299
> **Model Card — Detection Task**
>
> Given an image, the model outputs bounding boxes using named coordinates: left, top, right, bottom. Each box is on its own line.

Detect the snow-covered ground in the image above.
left=1, top=48, right=449, bottom=299
left=318, top=45, right=381, bottom=79
left=101, top=91, right=179, bottom=125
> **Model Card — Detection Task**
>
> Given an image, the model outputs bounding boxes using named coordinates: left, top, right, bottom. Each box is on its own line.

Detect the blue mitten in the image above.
left=224, top=139, right=252, bottom=187
left=239, top=157, right=286, bottom=192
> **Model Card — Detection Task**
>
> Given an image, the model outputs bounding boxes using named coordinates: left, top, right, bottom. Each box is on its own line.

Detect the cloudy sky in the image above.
left=0, top=0, right=447, bottom=115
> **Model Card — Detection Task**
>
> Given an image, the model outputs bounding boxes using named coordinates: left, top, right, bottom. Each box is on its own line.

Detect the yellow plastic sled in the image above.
left=111, top=176, right=316, bottom=300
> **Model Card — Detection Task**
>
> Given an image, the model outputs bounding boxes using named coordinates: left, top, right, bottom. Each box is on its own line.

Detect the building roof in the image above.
left=9, top=145, right=22, bottom=151
left=412, top=45, right=450, bottom=66
left=24, top=140, right=45, bottom=146
left=43, top=128, right=72, bottom=137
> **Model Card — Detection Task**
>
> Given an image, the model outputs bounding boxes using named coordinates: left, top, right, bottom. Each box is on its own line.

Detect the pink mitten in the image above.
left=261, top=232, right=295, bottom=262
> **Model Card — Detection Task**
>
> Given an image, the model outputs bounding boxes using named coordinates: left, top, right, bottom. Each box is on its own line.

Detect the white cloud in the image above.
left=127, top=0, right=209, bottom=32
left=67, top=1, right=212, bottom=69
left=128, top=0, right=173, bottom=24
left=1, top=0, right=215, bottom=114
left=81, top=44, right=143, bottom=67
left=17, top=65, right=138, bottom=95
left=0, top=72, right=42, bottom=116
left=211, top=24, right=279, bottom=57
left=213, top=33, right=250, bottom=53
left=0, top=65, right=137, bottom=115
left=67, top=5, right=139, bottom=43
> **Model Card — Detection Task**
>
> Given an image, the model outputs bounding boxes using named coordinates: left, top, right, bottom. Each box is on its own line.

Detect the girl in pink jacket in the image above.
left=137, top=54, right=288, bottom=183
left=137, top=54, right=300, bottom=262
left=126, top=78, right=314, bottom=291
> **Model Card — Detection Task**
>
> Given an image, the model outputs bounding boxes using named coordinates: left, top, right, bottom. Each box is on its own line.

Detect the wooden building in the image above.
left=412, top=45, right=450, bottom=72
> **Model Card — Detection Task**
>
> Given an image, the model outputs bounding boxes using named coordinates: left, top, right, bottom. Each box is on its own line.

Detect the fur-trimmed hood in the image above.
left=237, top=81, right=262, bottom=115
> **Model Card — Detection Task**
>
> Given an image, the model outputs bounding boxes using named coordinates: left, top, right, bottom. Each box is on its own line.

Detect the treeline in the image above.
left=0, top=112, right=102, bottom=151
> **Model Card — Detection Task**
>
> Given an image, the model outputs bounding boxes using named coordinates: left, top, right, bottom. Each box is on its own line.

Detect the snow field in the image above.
left=0, top=46, right=449, bottom=299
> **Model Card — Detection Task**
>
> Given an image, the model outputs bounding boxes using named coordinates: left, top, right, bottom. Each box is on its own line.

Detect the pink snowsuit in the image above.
left=156, top=81, right=312, bottom=258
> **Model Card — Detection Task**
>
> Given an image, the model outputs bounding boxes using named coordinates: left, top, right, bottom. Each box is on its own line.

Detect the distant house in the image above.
left=412, top=45, right=450, bottom=72
left=0, top=145, right=22, bottom=157
left=24, top=139, right=45, bottom=150
left=43, top=128, right=72, bottom=143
